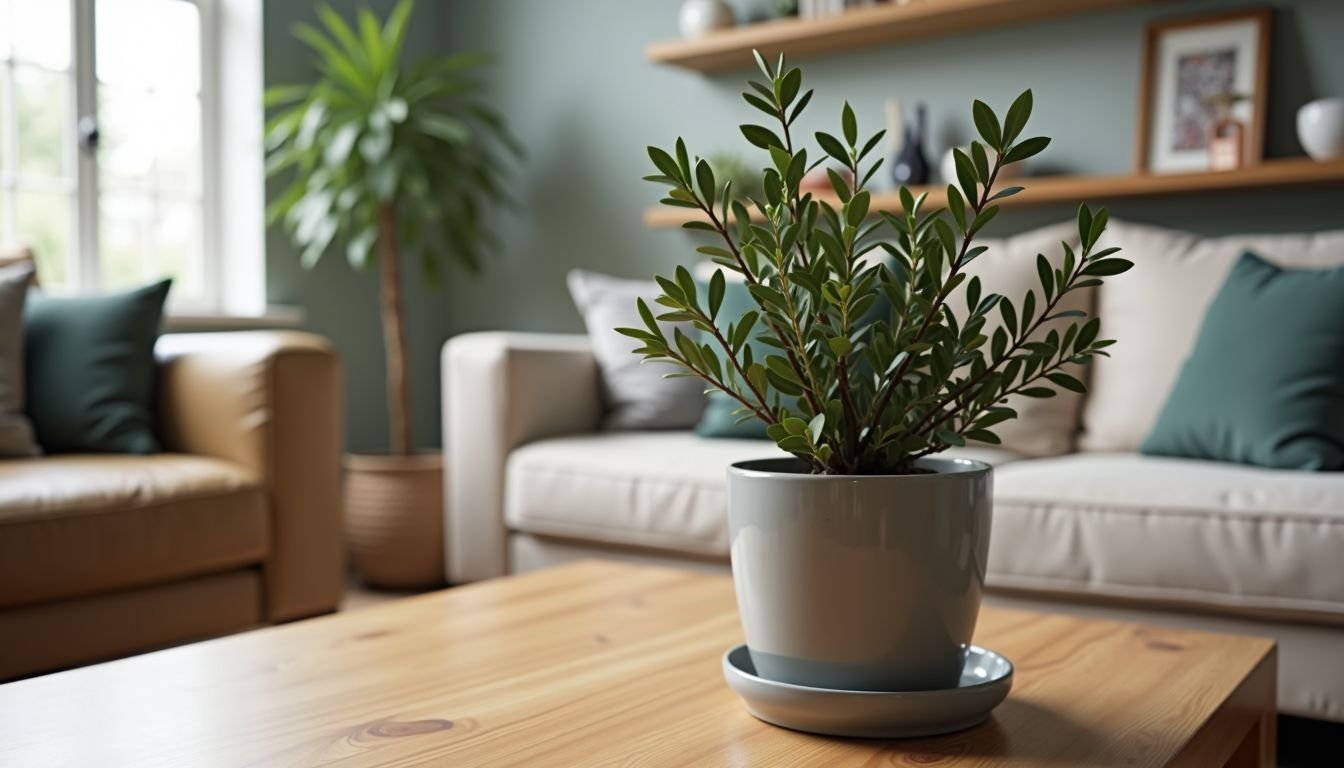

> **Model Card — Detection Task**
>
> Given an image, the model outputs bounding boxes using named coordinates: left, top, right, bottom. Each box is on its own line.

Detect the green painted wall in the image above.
left=263, top=0, right=453, bottom=453
left=264, top=0, right=1344, bottom=450
left=440, top=0, right=1344, bottom=340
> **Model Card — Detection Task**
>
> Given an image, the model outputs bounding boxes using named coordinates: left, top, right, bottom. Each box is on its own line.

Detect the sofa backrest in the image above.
left=1081, top=219, right=1344, bottom=453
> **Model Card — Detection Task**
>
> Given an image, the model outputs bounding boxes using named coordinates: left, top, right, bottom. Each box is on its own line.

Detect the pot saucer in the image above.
left=722, top=644, right=1013, bottom=738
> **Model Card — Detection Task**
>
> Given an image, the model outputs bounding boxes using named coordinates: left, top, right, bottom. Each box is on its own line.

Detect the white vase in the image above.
left=678, top=0, right=736, bottom=39
left=1297, top=98, right=1344, bottom=161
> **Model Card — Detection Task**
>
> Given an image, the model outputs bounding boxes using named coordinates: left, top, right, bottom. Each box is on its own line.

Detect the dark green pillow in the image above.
left=24, top=279, right=172, bottom=454
left=1140, top=252, right=1344, bottom=470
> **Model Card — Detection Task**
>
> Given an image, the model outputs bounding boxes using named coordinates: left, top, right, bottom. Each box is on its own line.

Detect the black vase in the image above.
left=891, top=103, right=929, bottom=186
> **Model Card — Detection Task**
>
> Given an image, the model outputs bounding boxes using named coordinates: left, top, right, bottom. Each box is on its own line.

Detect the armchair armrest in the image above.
left=155, top=331, right=343, bottom=621
left=442, top=332, right=601, bottom=582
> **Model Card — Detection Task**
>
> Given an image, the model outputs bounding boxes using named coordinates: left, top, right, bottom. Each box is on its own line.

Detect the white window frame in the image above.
left=5, top=0, right=269, bottom=320
left=74, top=0, right=218, bottom=310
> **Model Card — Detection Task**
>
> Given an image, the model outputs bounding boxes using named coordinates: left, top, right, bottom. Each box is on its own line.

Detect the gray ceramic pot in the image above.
left=727, top=457, right=992, bottom=692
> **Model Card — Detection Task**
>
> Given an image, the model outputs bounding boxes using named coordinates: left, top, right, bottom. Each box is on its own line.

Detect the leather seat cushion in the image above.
left=0, top=454, right=267, bottom=608
left=505, top=432, right=1021, bottom=557
left=989, top=453, right=1344, bottom=624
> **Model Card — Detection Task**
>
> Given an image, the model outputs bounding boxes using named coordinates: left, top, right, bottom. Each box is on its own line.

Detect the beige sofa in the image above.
left=443, top=220, right=1344, bottom=721
left=0, top=331, right=343, bottom=679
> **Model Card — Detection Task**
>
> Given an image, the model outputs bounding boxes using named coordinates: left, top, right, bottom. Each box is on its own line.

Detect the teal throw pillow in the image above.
left=1140, top=252, right=1344, bottom=470
left=24, top=279, right=172, bottom=454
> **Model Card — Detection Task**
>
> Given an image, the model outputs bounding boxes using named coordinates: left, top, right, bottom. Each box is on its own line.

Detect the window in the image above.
left=0, top=0, right=216, bottom=310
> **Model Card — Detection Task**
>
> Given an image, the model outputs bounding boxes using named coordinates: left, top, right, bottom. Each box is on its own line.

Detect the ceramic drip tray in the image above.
left=722, top=644, right=1013, bottom=738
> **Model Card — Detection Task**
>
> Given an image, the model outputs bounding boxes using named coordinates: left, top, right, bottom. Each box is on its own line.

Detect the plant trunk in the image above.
left=377, top=203, right=412, bottom=456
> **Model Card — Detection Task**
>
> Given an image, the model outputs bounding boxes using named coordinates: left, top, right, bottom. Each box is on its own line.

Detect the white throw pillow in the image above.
left=566, top=269, right=705, bottom=430
left=952, top=221, right=1093, bottom=457
left=1080, top=220, right=1344, bottom=452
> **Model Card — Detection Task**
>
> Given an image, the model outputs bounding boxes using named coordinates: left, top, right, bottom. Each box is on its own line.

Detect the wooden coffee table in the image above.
left=0, top=561, right=1275, bottom=766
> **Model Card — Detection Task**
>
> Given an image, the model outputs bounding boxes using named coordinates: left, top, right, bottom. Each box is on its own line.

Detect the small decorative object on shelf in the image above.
left=1297, top=98, right=1344, bottom=161
left=767, top=0, right=800, bottom=19
left=891, top=102, right=929, bottom=185
left=800, top=0, right=881, bottom=19
left=1205, top=91, right=1247, bottom=171
left=1137, top=9, right=1270, bottom=173
left=633, top=50, right=1130, bottom=736
left=679, top=0, right=736, bottom=39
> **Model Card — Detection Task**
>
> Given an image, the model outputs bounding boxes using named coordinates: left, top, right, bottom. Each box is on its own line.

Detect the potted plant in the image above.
left=623, top=53, right=1130, bottom=692
left=265, top=1, right=519, bottom=587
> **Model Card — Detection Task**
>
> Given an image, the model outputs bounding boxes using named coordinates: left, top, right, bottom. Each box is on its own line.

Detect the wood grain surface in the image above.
left=0, top=560, right=1275, bottom=767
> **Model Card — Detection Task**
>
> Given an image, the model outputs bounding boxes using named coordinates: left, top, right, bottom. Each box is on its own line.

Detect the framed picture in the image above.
left=1136, top=9, right=1271, bottom=174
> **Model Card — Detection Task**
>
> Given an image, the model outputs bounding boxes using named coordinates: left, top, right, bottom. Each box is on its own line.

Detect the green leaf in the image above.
left=742, top=124, right=784, bottom=150
left=841, top=101, right=857, bottom=147
left=1036, top=253, right=1054, bottom=299
left=1004, top=136, right=1050, bottom=164
left=816, top=132, right=851, bottom=167
left=648, top=146, right=682, bottom=181
left=846, top=191, right=870, bottom=226
left=953, top=148, right=978, bottom=206
left=808, top=413, right=826, bottom=444
left=946, top=186, right=967, bottom=232
left=695, top=159, right=717, bottom=209
left=708, top=269, right=726, bottom=320
left=999, top=298, right=1018, bottom=338
left=1046, top=372, right=1087, bottom=393
left=972, top=100, right=1002, bottom=151
left=779, top=67, right=802, bottom=108
left=1019, top=387, right=1057, bottom=398
left=828, top=335, right=852, bottom=357
left=1002, top=89, right=1033, bottom=145
left=783, top=416, right=809, bottom=436
left=1081, top=258, right=1133, bottom=276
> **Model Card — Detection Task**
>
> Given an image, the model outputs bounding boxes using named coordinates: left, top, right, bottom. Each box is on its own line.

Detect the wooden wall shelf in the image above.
left=647, top=0, right=1153, bottom=73
left=642, top=158, right=1344, bottom=229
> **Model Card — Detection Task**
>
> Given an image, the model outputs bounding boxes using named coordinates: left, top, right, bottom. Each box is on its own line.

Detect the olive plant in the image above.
left=621, top=53, right=1130, bottom=475
left=265, top=0, right=519, bottom=454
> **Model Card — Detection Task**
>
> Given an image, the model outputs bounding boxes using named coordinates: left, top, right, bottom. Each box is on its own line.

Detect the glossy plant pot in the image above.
left=727, top=457, right=992, bottom=692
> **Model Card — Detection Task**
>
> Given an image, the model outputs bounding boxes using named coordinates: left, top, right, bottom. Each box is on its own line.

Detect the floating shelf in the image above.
left=647, top=0, right=1154, bottom=73
left=642, top=158, right=1344, bottom=229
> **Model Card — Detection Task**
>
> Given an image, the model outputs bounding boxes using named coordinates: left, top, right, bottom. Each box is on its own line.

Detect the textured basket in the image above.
left=344, top=453, right=445, bottom=588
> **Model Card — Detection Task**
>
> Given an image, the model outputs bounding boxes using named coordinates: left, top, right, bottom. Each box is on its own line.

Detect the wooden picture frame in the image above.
left=1135, top=8, right=1271, bottom=174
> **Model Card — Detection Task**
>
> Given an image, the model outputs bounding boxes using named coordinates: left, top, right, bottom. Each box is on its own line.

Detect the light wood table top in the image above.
left=0, top=560, right=1275, bottom=767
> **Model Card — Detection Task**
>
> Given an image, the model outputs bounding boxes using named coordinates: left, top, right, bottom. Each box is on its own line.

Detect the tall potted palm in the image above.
left=265, top=0, right=519, bottom=586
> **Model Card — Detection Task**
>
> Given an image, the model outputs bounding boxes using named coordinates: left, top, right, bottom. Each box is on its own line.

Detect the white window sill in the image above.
left=164, top=305, right=305, bottom=332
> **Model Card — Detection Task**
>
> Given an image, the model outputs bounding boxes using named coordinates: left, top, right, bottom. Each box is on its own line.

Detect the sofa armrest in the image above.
left=442, top=332, right=601, bottom=582
left=155, top=331, right=343, bottom=621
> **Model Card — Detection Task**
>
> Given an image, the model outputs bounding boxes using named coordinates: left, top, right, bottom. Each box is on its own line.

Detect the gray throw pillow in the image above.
left=566, top=269, right=705, bottom=430
left=0, top=262, right=39, bottom=457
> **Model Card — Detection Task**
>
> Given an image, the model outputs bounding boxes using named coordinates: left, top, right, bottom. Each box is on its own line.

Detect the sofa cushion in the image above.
left=505, top=432, right=1021, bottom=557
left=988, top=453, right=1344, bottom=625
left=1080, top=221, right=1344, bottom=452
left=0, top=454, right=267, bottom=608
left=1141, top=252, right=1344, bottom=470
left=952, top=221, right=1093, bottom=457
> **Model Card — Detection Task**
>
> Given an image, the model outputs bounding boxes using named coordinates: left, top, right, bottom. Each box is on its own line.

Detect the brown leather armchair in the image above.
left=0, top=331, right=343, bottom=679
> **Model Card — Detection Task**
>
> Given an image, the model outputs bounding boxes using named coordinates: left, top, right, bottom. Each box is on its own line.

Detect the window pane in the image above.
left=99, top=194, right=150, bottom=291
left=98, top=87, right=154, bottom=190
left=0, top=188, right=10, bottom=245
left=15, top=190, right=70, bottom=288
left=152, top=199, right=202, bottom=300
left=155, top=95, right=200, bottom=193
left=97, top=0, right=200, bottom=94
left=0, top=0, right=12, bottom=60
left=11, top=0, right=70, bottom=71
left=0, top=72, right=9, bottom=175
left=14, top=66, right=70, bottom=180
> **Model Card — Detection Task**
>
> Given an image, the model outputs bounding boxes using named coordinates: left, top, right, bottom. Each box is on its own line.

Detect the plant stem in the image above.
left=377, top=202, right=413, bottom=456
